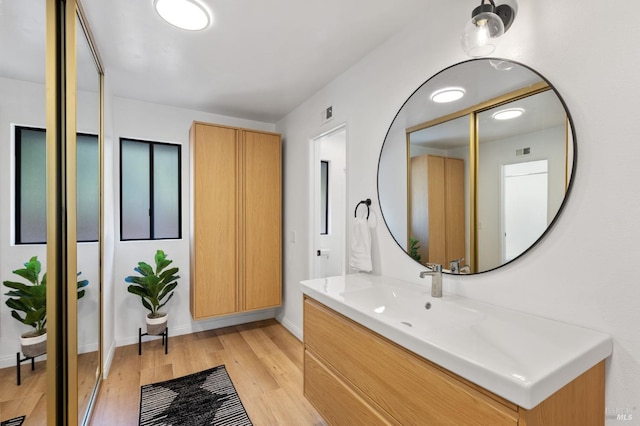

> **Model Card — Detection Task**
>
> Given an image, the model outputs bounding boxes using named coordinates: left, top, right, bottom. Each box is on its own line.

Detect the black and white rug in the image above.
left=0, top=416, right=25, bottom=426
left=139, top=365, right=252, bottom=426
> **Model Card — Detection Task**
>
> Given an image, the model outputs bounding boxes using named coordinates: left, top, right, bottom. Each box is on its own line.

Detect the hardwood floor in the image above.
left=91, top=319, right=326, bottom=425
left=0, top=352, right=98, bottom=426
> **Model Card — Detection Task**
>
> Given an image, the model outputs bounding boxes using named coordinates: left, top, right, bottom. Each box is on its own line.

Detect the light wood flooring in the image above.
left=91, top=319, right=325, bottom=425
left=0, top=352, right=99, bottom=426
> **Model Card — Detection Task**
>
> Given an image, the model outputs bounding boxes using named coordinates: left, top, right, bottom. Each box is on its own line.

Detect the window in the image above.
left=120, top=138, right=182, bottom=241
left=320, top=160, right=329, bottom=235
left=15, top=126, right=99, bottom=244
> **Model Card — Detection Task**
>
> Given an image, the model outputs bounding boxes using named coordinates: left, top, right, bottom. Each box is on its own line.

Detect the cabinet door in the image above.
left=427, top=155, right=446, bottom=265
left=242, top=130, right=282, bottom=311
left=191, top=123, right=238, bottom=318
left=445, top=157, right=465, bottom=264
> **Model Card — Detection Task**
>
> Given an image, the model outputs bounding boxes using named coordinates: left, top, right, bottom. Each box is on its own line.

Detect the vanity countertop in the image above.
left=300, top=274, right=612, bottom=409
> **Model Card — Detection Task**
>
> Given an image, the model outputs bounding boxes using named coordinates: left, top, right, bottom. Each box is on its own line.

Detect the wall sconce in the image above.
left=461, top=0, right=517, bottom=58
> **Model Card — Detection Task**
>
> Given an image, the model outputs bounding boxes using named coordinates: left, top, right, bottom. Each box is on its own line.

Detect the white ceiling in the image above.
left=73, top=0, right=437, bottom=123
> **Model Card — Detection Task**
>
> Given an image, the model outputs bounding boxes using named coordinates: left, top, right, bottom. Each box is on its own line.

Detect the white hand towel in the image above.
left=350, top=217, right=372, bottom=272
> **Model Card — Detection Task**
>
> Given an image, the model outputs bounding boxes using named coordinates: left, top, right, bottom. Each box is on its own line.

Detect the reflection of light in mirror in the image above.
left=489, top=60, right=514, bottom=71
left=374, top=306, right=386, bottom=314
left=431, top=87, right=465, bottom=103
left=154, top=0, right=211, bottom=31
left=492, top=108, right=524, bottom=120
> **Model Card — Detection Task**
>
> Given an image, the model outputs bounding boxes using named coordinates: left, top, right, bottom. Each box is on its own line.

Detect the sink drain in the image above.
left=425, top=302, right=432, bottom=309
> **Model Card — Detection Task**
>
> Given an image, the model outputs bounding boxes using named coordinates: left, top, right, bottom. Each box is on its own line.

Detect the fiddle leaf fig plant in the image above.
left=409, top=237, right=422, bottom=263
left=125, top=250, right=179, bottom=318
left=3, top=256, right=89, bottom=337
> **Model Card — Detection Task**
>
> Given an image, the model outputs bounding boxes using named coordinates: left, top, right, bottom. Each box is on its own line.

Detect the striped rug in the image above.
left=139, top=365, right=252, bottom=426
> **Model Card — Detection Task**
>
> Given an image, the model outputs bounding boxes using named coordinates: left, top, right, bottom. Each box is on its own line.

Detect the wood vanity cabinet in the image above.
left=189, top=121, right=282, bottom=319
left=410, top=154, right=465, bottom=266
left=303, top=297, right=605, bottom=426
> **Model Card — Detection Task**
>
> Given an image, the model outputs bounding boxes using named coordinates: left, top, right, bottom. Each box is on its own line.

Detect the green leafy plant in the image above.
left=125, top=250, right=179, bottom=318
left=409, top=237, right=422, bottom=263
left=3, top=256, right=88, bottom=337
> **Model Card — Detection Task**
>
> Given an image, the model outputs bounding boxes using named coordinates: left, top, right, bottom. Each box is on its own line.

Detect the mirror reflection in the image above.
left=0, top=1, right=49, bottom=423
left=378, top=59, right=575, bottom=274
left=76, top=8, right=102, bottom=425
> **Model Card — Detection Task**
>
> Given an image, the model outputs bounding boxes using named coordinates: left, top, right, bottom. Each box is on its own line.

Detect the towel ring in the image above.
left=354, top=198, right=371, bottom=219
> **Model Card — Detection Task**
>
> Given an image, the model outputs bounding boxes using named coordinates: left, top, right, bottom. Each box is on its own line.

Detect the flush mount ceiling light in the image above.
left=492, top=107, right=524, bottom=120
left=154, top=0, right=211, bottom=31
left=431, top=87, right=466, bottom=103
left=461, top=0, right=517, bottom=58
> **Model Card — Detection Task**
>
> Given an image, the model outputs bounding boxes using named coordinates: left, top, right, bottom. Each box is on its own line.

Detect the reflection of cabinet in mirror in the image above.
left=410, top=155, right=465, bottom=266
left=190, top=122, right=282, bottom=319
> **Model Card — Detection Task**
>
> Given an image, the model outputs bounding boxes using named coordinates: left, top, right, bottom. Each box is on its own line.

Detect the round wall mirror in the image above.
left=378, top=59, right=576, bottom=274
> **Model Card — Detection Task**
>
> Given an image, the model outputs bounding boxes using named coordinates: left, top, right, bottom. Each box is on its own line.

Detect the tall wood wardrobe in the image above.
left=410, top=154, right=465, bottom=267
left=190, top=121, right=282, bottom=319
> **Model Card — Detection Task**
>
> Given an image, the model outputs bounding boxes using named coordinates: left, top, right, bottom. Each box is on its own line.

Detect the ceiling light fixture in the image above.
left=431, top=87, right=466, bottom=103
left=154, top=0, right=211, bottom=31
left=492, top=108, right=524, bottom=120
left=461, top=0, right=517, bottom=58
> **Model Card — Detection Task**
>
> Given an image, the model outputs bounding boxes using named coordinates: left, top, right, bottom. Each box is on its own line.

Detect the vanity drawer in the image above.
left=304, top=297, right=518, bottom=426
left=304, top=350, right=397, bottom=426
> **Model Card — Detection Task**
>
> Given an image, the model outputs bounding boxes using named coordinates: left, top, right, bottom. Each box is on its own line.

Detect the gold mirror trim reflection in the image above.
left=67, top=1, right=79, bottom=424
left=406, top=81, right=555, bottom=274
left=46, top=0, right=104, bottom=423
left=45, top=0, right=62, bottom=423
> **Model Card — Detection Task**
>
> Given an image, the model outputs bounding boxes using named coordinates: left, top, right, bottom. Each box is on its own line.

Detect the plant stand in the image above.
left=16, top=352, right=42, bottom=385
left=138, top=327, right=168, bottom=356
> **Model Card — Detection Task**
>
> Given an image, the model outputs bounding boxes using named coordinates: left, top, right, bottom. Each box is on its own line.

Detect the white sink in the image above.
left=301, top=274, right=612, bottom=409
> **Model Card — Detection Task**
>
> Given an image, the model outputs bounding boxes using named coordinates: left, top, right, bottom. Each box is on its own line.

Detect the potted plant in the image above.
left=125, top=250, right=179, bottom=335
left=409, top=237, right=422, bottom=263
left=3, top=256, right=88, bottom=358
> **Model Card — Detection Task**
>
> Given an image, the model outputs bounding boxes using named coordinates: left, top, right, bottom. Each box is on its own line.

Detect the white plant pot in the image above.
left=146, top=313, right=168, bottom=336
left=20, top=331, right=47, bottom=358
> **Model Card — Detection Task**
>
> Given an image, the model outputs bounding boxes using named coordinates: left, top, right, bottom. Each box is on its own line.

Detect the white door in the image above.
left=502, top=160, right=548, bottom=262
left=312, top=126, right=347, bottom=279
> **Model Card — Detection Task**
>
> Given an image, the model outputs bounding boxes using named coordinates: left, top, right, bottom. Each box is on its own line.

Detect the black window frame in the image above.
left=14, top=125, right=99, bottom=245
left=320, top=160, right=329, bottom=235
left=119, top=137, right=183, bottom=241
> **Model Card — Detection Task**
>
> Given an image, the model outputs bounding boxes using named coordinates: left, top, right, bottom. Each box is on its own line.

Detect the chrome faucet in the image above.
left=419, top=263, right=442, bottom=298
left=449, top=258, right=464, bottom=274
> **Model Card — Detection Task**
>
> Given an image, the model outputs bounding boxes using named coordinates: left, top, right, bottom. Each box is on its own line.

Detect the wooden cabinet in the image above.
left=303, top=297, right=605, bottom=426
left=190, top=121, right=281, bottom=319
left=410, top=155, right=465, bottom=266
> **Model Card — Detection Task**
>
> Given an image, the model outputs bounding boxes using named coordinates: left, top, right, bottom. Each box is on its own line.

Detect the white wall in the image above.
left=277, top=0, right=640, bottom=416
left=105, top=97, right=279, bottom=367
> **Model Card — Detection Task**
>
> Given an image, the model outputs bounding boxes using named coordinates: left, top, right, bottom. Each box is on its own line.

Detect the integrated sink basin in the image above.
left=300, top=273, right=612, bottom=409
left=339, top=284, right=484, bottom=334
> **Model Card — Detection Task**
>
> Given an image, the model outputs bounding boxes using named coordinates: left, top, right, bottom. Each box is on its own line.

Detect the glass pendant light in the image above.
left=461, top=0, right=516, bottom=58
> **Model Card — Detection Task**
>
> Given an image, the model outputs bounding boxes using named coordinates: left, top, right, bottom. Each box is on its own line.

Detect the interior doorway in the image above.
left=502, top=159, right=548, bottom=262
left=311, top=125, right=347, bottom=279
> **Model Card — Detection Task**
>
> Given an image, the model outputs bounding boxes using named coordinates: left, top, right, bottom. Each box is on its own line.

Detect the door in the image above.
left=312, top=126, right=347, bottom=279
left=502, top=160, right=548, bottom=262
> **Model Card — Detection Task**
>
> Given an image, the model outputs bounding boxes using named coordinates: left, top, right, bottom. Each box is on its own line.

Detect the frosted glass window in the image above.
left=320, top=161, right=329, bottom=235
left=77, top=134, right=99, bottom=241
left=16, top=128, right=47, bottom=243
left=153, top=143, right=181, bottom=239
left=120, top=138, right=181, bottom=241
left=15, top=127, right=99, bottom=244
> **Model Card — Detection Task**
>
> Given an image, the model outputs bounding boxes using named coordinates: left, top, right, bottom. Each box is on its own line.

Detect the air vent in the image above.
left=516, top=147, right=531, bottom=156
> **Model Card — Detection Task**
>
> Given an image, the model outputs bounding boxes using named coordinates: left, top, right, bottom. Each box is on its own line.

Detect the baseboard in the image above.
left=103, top=340, right=116, bottom=379
left=114, top=309, right=279, bottom=348
left=0, top=352, right=47, bottom=370
left=279, top=315, right=303, bottom=342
